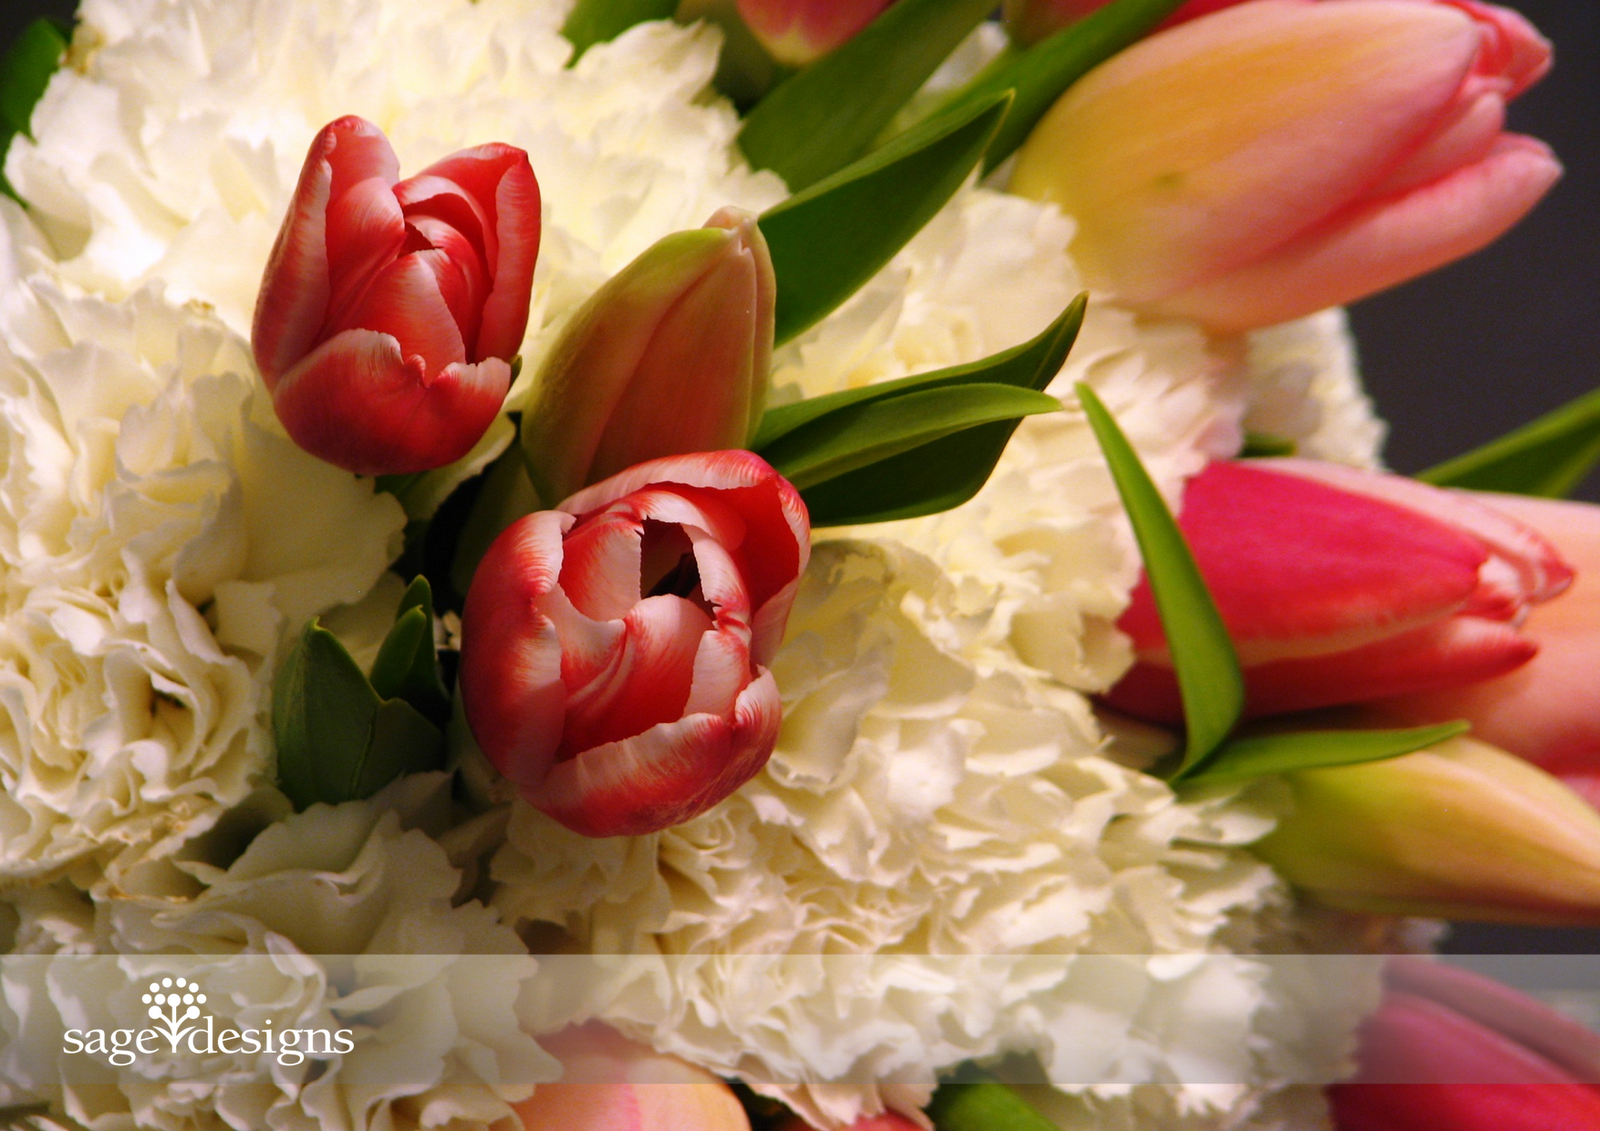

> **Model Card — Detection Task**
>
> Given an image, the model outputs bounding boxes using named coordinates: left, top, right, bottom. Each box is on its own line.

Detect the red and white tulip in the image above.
left=459, top=451, right=810, bottom=837
left=1106, top=459, right=1572, bottom=723
left=252, top=115, right=540, bottom=475
left=1330, top=957, right=1600, bottom=1130
left=1010, top=0, right=1559, bottom=332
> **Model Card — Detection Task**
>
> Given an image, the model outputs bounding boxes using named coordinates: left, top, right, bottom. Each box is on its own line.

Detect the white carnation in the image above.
left=0, top=775, right=555, bottom=1131
left=0, top=275, right=403, bottom=884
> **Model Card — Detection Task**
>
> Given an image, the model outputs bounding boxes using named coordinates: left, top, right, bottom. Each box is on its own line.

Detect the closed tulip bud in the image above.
left=516, top=1023, right=750, bottom=1131
left=1361, top=494, right=1600, bottom=800
left=1106, top=460, right=1572, bottom=723
left=520, top=208, right=775, bottom=508
left=253, top=116, right=540, bottom=474
left=1010, top=0, right=1560, bottom=333
left=1330, top=956, right=1600, bottom=1130
left=733, top=0, right=894, bottom=67
left=1252, top=735, right=1600, bottom=925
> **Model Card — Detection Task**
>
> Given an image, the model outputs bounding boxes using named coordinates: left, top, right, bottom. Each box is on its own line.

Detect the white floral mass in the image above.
left=0, top=0, right=1390, bottom=1129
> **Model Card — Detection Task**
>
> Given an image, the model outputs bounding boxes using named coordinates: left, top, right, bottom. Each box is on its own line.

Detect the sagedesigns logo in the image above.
left=62, top=973, right=355, bottom=1067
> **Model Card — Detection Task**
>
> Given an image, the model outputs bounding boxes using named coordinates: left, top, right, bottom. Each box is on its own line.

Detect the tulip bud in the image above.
left=1330, top=957, right=1600, bottom=1130
left=516, top=1023, right=750, bottom=1131
left=732, top=0, right=894, bottom=67
left=1010, top=0, right=1560, bottom=332
left=253, top=116, right=540, bottom=475
left=520, top=208, right=775, bottom=507
left=1252, top=736, right=1600, bottom=925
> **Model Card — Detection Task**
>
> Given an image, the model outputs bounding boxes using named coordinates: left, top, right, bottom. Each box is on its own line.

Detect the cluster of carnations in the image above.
left=243, top=0, right=1598, bottom=1126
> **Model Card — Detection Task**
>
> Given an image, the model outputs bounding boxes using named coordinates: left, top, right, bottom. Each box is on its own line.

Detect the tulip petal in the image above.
left=330, top=249, right=468, bottom=376
left=734, top=0, right=893, bottom=67
left=1148, top=134, right=1562, bottom=332
left=407, top=143, right=540, bottom=362
left=322, top=174, right=407, bottom=318
left=1010, top=0, right=1483, bottom=302
left=1448, top=0, right=1553, bottom=99
left=559, top=508, right=648, bottom=621
left=457, top=510, right=573, bottom=787
left=269, top=329, right=510, bottom=474
left=531, top=670, right=782, bottom=836
left=1367, top=89, right=1506, bottom=199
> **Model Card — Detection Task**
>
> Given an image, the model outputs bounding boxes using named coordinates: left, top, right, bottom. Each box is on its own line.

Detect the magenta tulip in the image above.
left=1361, top=494, right=1600, bottom=799
left=1105, top=460, right=1572, bottom=723
left=252, top=116, right=540, bottom=475
left=459, top=451, right=810, bottom=837
left=1010, top=0, right=1560, bottom=333
left=515, top=1023, right=749, bottom=1131
left=1329, top=957, right=1600, bottom=1130
left=734, top=0, right=895, bottom=66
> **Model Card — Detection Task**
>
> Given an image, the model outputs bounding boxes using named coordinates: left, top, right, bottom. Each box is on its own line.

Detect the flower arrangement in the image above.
left=0, top=1, right=1595, bottom=1130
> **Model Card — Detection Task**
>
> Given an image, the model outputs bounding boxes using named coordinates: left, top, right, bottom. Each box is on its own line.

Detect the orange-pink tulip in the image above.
left=516, top=1023, right=749, bottom=1131
left=1106, top=460, right=1572, bottom=722
left=1329, top=957, right=1600, bottom=1131
left=1362, top=494, right=1600, bottom=802
left=459, top=451, right=810, bottom=837
left=1010, top=0, right=1560, bottom=333
left=733, top=0, right=895, bottom=67
left=252, top=116, right=539, bottom=475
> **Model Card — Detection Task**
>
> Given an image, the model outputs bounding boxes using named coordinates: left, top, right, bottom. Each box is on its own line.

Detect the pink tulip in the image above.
left=1329, top=957, right=1600, bottom=1130
left=1002, top=0, right=1241, bottom=47
left=1105, top=460, right=1572, bottom=723
left=733, top=0, right=895, bottom=67
left=459, top=451, right=810, bottom=837
left=515, top=1023, right=750, bottom=1131
left=1360, top=494, right=1600, bottom=799
left=252, top=116, right=540, bottom=476
left=1010, top=0, right=1560, bottom=333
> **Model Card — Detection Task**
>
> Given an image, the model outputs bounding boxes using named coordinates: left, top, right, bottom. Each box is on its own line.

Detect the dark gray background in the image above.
left=3, top=0, right=1596, bottom=952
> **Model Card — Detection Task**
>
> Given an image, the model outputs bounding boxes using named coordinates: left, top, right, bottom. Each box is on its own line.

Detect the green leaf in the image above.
left=760, top=92, right=1011, bottom=346
left=760, top=298, right=1086, bottom=528
left=928, top=1073, right=1058, bottom=1131
left=0, top=17, right=67, bottom=200
left=368, top=576, right=450, bottom=724
left=736, top=0, right=996, bottom=191
left=1077, top=382, right=1243, bottom=773
left=766, top=383, right=1061, bottom=491
left=910, top=0, right=1187, bottom=173
left=351, top=699, right=445, bottom=799
left=273, top=620, right=384, bottom=810
left=561, top=0, right=677, bottom=61
left=756, top=294, right=1086, bottom=449
left=1419, top=385, right=1600, bottom=499
left=1240, top=431, right=1297, bottom=458
left=1179, top=721, right=1471, bottom=788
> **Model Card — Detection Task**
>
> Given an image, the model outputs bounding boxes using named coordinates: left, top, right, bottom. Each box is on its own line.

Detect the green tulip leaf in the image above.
left=1178, top=721, right=1471, bottom=788
left=274, top=617, right=445, bottom=810
left=561, top=0, right=678, bottom=60
left=0, top=17, right=67, bottom=200
left=368, top=576, right=450, bottom=724
left=1077, top=382, right=1243, bottom=773
left=736, top=0, right=996, bottom=191
left=1419, top=385, right=1600, bottom=499
left=760, top=92, right=1010, bottom=346
left=755, top=294, right=1085, bottom=448
left=928, top=1071, right=1058, bottom=1131
left=766, top=383, right=1061, bottom=491
left=908, top=0, right=1187, bottom=173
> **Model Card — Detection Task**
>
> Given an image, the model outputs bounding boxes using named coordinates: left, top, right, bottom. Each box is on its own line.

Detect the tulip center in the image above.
left=640, top=521, right=714, bottom=616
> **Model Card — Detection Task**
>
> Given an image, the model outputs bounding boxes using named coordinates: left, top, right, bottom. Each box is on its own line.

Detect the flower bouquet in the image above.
left=0, top=0, right=1597, bottom=1129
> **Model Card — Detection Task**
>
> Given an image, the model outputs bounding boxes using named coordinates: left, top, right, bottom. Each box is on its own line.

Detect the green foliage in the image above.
left=561, top=0, right=678, bottom=61
left=1420, top=385, right=1600, bottom=499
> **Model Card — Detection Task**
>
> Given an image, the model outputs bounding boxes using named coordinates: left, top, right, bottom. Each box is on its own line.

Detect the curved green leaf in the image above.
left=736, top=0, right=996, bottom=191
left=760, top=92, right=1010, bottom=346
left=368, top=576, right=450, bottom=724
left=928, top=1072, right=1057, bottom=1131
left=1179, top=721, right=1471, bottom=788
left=1419, top=385, right=1600, bottom=499
left=1077, top=382, right=1243, bottom=772
left=561, top=0, right=677, bottom=60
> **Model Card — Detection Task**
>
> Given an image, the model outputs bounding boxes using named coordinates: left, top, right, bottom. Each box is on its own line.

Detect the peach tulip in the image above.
left=1361, top=494, right=1600, bottom=802
left=253, top=116, right=540, bottom=475
left=516, top=1023, right=749, bottom=1131
left=1329, top=957, right=1600, bottom=1130
left=1010, top=0, right=1560, bottom=333
left=1106, top=460, right=1572, bottom=723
